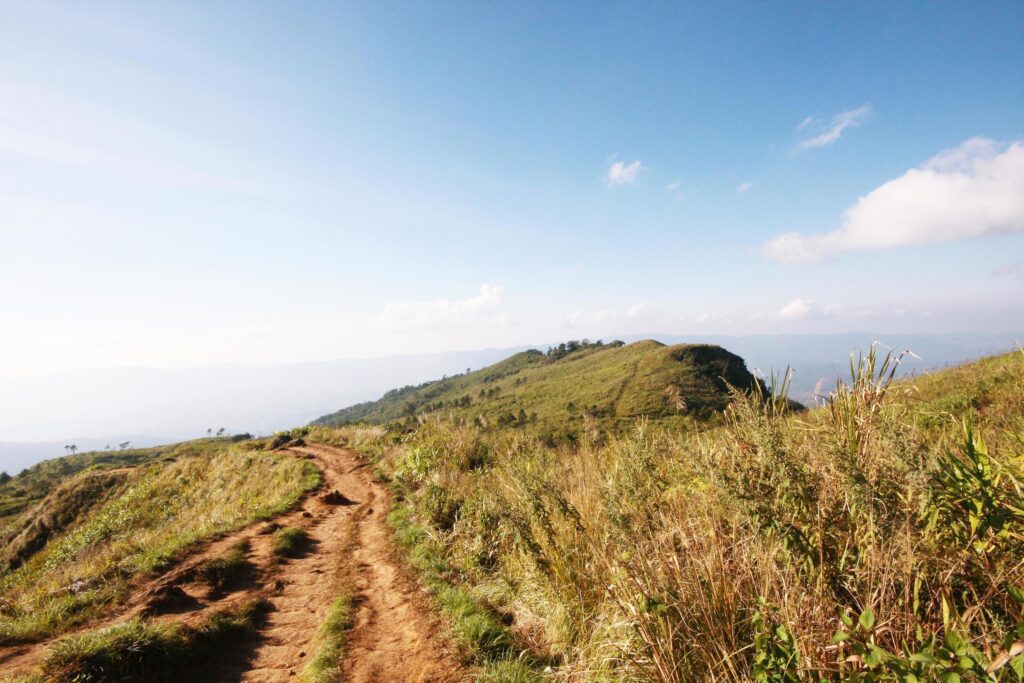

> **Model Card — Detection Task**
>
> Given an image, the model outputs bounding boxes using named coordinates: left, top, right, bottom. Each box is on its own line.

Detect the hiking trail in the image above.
left=0, top=443, right=468, bottom=682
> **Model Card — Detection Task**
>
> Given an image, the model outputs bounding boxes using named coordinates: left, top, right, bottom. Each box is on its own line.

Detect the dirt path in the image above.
left=241, top=444, right=466, bottom=683
left=0, top=443, right=468, bottom=682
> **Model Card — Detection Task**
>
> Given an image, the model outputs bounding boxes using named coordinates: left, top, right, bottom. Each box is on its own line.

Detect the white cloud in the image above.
left=666, top=180, right=682, bottom=192
left=797, top=105, right=871, bottom=150
left=605, top=159, right=643, bottom=187
left=994, top=260, right=1024, bottom=282
left=736, top=181, right=754, bottom=193
left=764, top=138, right=1024, bottom=264
left=765, top=299, right=872, bottom=321
left=776, top=299, right=832, bottom=320
left=221, top=325, right=271, bottom=341
left=565, top=303, right=652, bottom=326
left=691, top=309, right=731, bottom=325
left=378, top=284, right=505, bottom=330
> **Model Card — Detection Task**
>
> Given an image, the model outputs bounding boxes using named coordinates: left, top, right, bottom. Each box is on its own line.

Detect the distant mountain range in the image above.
left=2, top=331, right=1019, bottom=473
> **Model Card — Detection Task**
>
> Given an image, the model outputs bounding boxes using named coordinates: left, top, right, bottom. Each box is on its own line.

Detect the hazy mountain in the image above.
left=3, top=331, right=1019, bottom=473
left=0, top=347, right=530, bottom=473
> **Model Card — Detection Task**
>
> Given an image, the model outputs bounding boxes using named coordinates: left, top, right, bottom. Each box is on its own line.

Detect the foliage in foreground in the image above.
left=313, top=349, right=1024, bottom=682
left=300, top=595, right=354, bottom=683
left=42, top=597, right=268, bottom=682
left=0, top=444, right=320, bottom=644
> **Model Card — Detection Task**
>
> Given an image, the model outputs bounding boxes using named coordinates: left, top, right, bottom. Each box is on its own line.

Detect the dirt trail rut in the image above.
left=242, top=443, right=465, bottom=682
left=0, top=443, right=468, bottom=682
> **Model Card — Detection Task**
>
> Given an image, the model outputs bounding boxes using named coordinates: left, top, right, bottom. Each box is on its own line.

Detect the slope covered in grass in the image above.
left=0, top=444, right=179, bottom=534
left=314, top=348, right=1024, bottom=681
left=313, top=340, right=765, bottom=437
left=0, top=440, right=320, bottom=644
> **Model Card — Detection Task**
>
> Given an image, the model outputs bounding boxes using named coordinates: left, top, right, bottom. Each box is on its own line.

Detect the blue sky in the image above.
left=1, top=1, right=1022, bottom=375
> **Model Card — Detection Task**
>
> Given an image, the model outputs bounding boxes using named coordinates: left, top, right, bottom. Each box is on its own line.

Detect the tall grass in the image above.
left=320, top=349, right=1024, bottom=681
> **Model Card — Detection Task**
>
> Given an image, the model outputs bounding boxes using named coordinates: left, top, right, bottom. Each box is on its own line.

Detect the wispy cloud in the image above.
left=764, top=138, right=1024, bottom=264
left=775, top=299, right=839, bottom=321
left=565, top=303, right=653, bottom=326
left=378, top=284, right=505, bottom=330
left=691, top=309, right=730, bottom=325
left=736, top=181, right=754, bottom=193
left=0, top=80, right=269, bottom=193
left=797, top=105, right=872, bottom=150
left=994, top=260, right=1024, bottom=282
left=605, top=158, right=643, bottom=187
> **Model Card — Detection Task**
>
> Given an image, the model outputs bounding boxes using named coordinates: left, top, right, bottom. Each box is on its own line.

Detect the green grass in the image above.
left=194, top=539, right=251, bottom=591
left=387, top=503, right=548, bottom=680
left=0, top=444, right=180, bottom=540
left=0, top=444, right=320, bottom=645
left=272, top=526, right=310, bottom=559
left=476, top=659, right=549, bottom=683
left=42, top=597, right=268, bottom=681
left=312, top=340, right=766, bottom=439
left=300, top=596, right=354, bottom=683
left=324, top=348, right=1024, bottom=682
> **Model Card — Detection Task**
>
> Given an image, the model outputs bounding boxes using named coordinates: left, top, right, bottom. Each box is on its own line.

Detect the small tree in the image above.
left=0, top=471, right=11, bottom=485
left=216, top=427, right=225, bottom=437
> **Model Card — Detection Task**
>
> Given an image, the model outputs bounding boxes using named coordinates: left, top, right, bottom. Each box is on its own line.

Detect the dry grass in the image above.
left=320, top=348, right=1024, bottom=681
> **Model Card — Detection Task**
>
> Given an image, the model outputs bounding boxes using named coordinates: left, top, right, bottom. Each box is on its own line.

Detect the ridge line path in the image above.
left=242, top=443, right=467, bottom=682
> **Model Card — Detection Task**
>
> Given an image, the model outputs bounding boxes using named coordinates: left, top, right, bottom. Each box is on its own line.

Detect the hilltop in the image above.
left=312, top=339, right=766, bottom=435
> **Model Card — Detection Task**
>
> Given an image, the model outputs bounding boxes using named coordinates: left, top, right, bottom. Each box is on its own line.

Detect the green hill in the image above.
left=312, top=339, right=766, bottom=435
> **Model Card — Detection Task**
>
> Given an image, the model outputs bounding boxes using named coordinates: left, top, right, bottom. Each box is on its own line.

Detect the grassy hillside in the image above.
left=0, top=439, right=319, bottom=644
left=311, top=348, right=1024, bottom=682
left=313, top=340, right=766, bottom=437
left=0, top=445, right=177, bottom=530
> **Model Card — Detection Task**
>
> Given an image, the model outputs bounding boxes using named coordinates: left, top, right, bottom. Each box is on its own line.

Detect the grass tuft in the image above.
left=42, top=598, right=268, bottom=681
left=194, top=539, right=251, bottom=592
left=300, top=596, right=354, bottom=683
left=272, top=527, right=309, bottom=559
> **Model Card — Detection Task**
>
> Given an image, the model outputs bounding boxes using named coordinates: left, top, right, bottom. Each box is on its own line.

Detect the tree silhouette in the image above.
left=64, top=445, right=69, bottom=456
left=207, top=428, right=213, bottom=437
left=119, top=441, right=130, bottom=450
left=69, top=444, right=77, bottom=455
left=216, top=427, right=225, bottom=437
left=105, top=444, right=111, bottom=450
